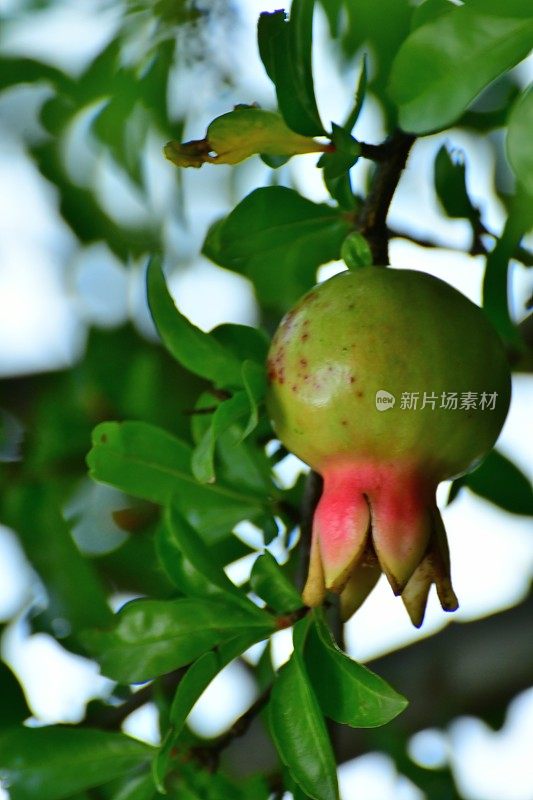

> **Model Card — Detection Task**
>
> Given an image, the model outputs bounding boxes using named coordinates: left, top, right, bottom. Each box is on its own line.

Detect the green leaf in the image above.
left=210, top=323, right=269, bottom=365
left=1, top=485, right=112, bottom=635
left=318, top=124, right=360, bottom=209
left=0, top=56, right=73, bottom=95
left=162, top=502, right=255, bottom=609
left=304, top=611, right=408, bottom=727
left=164, top=107, right=326, bottom=167
left=341, top=233, right=373, bottom=269
left=342, top=0, right=413, bottom=107
left=153, top=633, right=262, bottom=792
left=191, top=392, right=250, bottom=483
left=450, top=450, right=533, bottom=516
left=250, top=552, right=302, bottom=613
left=269, top=618, right=339, bottom=800
left=30, top=140, right=159, bottom=261
left=87, top=421, right=268, bottom=540
left=0, top=408, right=24, bottom=463
left=434, top=145, right=480, bottom=223
left=156, top=512, right=254, bottom=599
left=0, top=727, right=153, bottom=800
left=146, top=257, right=243, bottom=389
left=507, top=86, right=533, bottom=198
left=389, top=0, right=533, bottom=133
left=0, top=662, right=29, bottom=729
left=153, top=651, right=220, bottom=791
left=257, top=7, right=325, bottom=136
left=240, top=360, right=267, bottom=440
left=343, top=55, right=368, bottom=134
left=483, top=201, right=529, bottom=347
left=81, top=596, right=274, bottom=683
left=410, top=0, right=455, bottom=31
left=110, top=773, right=157, bottom=800
left=203, top=187, right=351, bottom=313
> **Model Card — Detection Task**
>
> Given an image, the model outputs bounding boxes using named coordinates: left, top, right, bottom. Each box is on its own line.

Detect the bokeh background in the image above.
left=0, top=1, right=532, bottom=798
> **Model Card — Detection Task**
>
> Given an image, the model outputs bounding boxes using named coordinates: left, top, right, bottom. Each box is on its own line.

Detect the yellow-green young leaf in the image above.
left=164, top=106, right=327, bottom=168
left=0, top=727, right=154, bottom=800
left=304, top=611, right=408, bottom=728
left=507, top=86, right=533, bottom=198
left=389, top=0, right=533, bottom=133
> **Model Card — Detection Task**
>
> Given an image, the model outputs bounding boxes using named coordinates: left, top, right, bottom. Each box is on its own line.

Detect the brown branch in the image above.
left=193, top=684, right=272, bottom=770
left=390, top=225, right=533, bottom=266
left=220, top=593, right=533, bottom=777
left=357, top=131, right=417, bottom=264
left=83, top=667, right=187, bottom=730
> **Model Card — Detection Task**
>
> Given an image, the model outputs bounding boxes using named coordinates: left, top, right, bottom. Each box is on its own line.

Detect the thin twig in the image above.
left=389, top=226, right=533, bottom=265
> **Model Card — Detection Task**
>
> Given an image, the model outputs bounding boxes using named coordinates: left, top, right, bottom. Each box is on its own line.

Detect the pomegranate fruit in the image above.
left=266, top=267, right=511, bottom=626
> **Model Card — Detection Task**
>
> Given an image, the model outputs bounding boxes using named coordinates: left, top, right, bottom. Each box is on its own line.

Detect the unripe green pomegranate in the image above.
left=266, top=267, right=511, bottom=626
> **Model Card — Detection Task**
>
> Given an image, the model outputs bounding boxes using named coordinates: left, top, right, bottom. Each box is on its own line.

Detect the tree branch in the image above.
left=193, top=685, right=272, bottom=770
left=389, top=225, right=533, bottom=265
left=357, top=131, right=417, bottom=264
left=83, top=667, right=187, bottom=730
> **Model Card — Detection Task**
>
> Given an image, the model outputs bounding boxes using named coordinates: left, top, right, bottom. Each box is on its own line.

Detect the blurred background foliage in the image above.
left=0, top=1, right=532, bottom=799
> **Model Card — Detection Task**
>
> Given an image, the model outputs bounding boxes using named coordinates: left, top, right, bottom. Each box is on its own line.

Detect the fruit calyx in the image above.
left=303, top=459, right=458, bottom=627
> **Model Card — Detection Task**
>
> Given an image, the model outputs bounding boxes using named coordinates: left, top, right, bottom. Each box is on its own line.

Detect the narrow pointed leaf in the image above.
left=343, top=55, right=368, bottom=134
left=163, top=502, right=256, bottom=610
left=191, top=392, right=249, bottom=483
left=258, top=9, right=325, bottom=136
left=154, top=632, right=263, bottom=791
left=240, top=360, right=267, bottom=440
left=507, top=86, right=533, bottom=198
left=269, top=618, right=339, bottom=800
left=250, top=552, right=302, bottom=613
left=434, top=145, right=480, bottom=223
left=146, top=257, right=243, bottom=389
left=304, top=611, right=408, bottom=727
left=483, top=206, right=528, bottom=347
